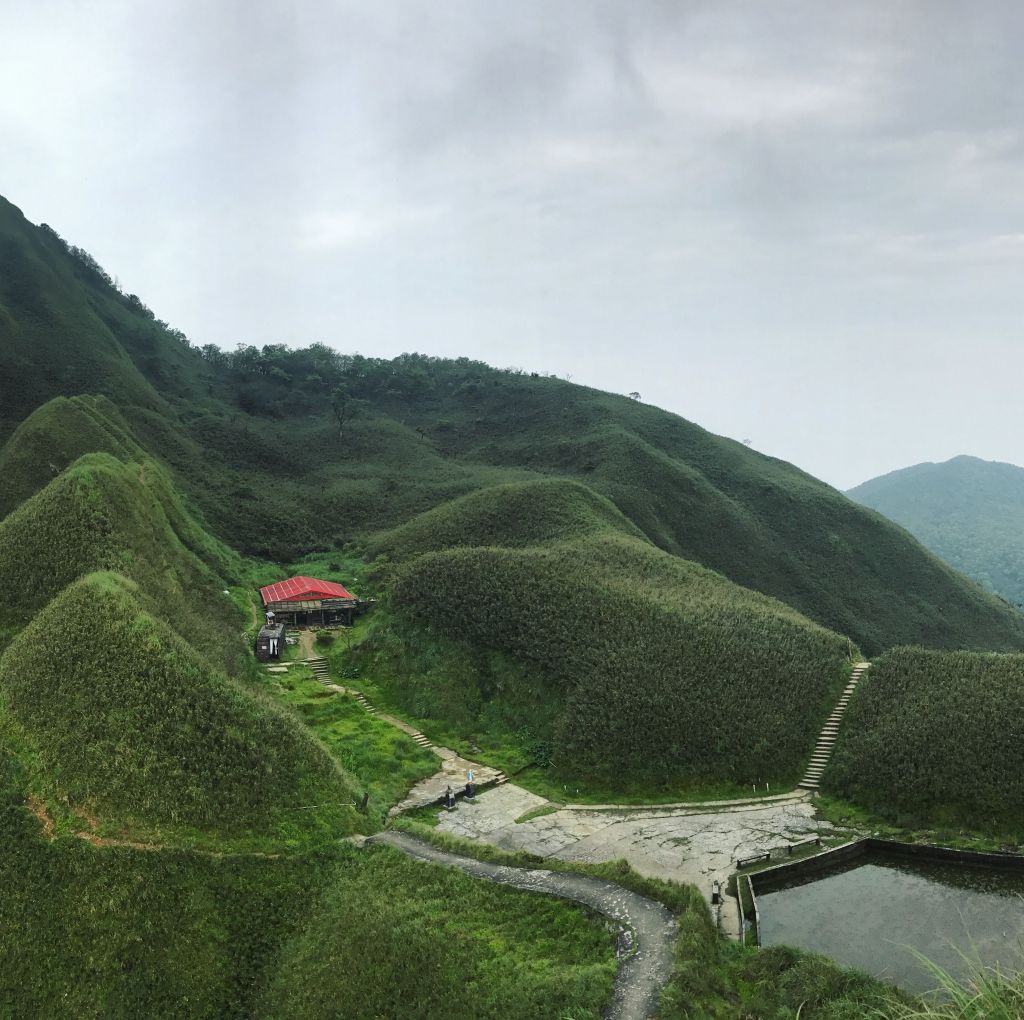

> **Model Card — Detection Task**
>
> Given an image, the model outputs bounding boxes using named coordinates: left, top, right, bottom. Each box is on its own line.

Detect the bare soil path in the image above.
left=298, top=629, right=316, bottom=658
left=369, top=829, right=678, bottom=1020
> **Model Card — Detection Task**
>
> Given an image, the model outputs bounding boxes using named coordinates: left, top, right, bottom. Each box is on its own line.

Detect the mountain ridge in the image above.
left=848, top=454, right=1024, bottom=608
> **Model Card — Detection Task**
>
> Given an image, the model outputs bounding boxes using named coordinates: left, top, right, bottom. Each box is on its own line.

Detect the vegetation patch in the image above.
left=260, top=843, right=616, bottom=1019
left=826, top=647, right=1024, bottom=834
left=257, top=664, right=438, bottom=823
left=0, top=573, right=360, bottom=848
left=381, top=503, right=852, bottom=788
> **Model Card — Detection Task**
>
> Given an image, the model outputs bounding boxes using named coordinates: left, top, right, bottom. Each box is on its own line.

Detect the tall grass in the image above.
left=871, top=951, right=1024, bottom=1019
left=367, top=478, right=854, bottom=788
left=827, top=647, right=1024, bottom=831
left=0, top=572, right=360, bottom=847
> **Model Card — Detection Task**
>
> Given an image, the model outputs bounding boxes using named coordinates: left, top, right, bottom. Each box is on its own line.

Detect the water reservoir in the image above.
left=756, top=848, right=1024, bottom=993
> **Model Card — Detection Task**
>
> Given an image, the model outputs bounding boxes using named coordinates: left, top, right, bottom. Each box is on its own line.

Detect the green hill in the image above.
left=369, top=477, right=647, bottom=560
left=0, top=572, right=359, bottom=844
left=0, top=451, right=242, bottom=664
left=825, top=647, right=1024, bottom=831
left=0, top=198, right=189, bottom=436
left=848, top=455, right=1024, bottom=609
left=2, top=194, right=1024, bottom=654
left=0, top=394, right=145, bottom=519
left=365, top=479, right=853, bottom=791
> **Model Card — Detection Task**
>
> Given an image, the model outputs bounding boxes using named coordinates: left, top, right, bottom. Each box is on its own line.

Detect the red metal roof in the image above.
left=260, top=576, right=354, bottom=604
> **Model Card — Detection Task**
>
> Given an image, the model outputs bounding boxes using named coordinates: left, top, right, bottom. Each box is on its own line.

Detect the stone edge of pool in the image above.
left=738, top=837, right=1024, bottom=947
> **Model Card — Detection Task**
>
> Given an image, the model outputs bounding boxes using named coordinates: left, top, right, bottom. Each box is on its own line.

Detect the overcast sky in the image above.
left=3, top=1, right=1023, bottom=489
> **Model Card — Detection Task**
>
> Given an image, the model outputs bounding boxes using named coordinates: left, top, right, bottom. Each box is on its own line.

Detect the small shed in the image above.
left=259, top=575, right=358, bottom=627
left=256, top=622, right=287, bottom=661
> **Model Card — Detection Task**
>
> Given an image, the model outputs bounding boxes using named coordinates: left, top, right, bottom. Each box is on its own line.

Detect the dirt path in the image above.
left=298, top=629, right=316, bottom=658
left=25, top=796, right=281, bottom=858
left=301, top=654, right=506, bottom=811
left=369, top=829, right=678, bottom=1020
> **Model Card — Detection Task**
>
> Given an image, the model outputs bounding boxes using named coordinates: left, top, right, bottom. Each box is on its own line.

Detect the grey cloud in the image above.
left=3, top=0, right=1024, bottom=488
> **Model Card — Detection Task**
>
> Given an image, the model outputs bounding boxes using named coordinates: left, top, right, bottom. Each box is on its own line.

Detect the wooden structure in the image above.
left=256, top=622, right=287, bottom=661
left=259, top=575, right=357, bottom=628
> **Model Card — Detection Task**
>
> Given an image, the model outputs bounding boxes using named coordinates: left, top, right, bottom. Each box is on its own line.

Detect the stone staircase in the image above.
left=308, top=655, right=331, bottom=684
left=798, top=662, right=869, bottom=791
left=304, top=656, right=509, bottom=792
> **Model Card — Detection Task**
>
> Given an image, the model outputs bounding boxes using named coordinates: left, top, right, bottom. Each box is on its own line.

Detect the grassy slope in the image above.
left=260, top=846, right=615, bottom=1020
left=0, top=394, right=145, bottom=519
left=0, top=450, right=242, bottom=666
left=0, top=746, right=616, bottom=1020
left=849, top=455, right=1024, bottom=609
left=0, top=196, right=187, bottom=434
left=256, top=662, right=438, bottom=826
left=825, top=647, right=1024, bottom=833
left=2, top=194, right=1023, bottom=655
left=0, top=572, right=361, bottom=848
left=363, top=478, right=852, bottom=790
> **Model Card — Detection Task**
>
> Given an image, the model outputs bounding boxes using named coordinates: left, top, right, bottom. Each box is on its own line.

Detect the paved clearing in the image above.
left=435, top=784, right=836, bottom=936
left=369, top=829, right=678, bottom=1020
left=389, top=747, right=502, bottom=815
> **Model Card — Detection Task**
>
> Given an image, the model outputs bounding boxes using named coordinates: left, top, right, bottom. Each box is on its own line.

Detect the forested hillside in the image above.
left=849, top=455, right=1024, bottom=610
left=2, top=194, right=1022, bottom=656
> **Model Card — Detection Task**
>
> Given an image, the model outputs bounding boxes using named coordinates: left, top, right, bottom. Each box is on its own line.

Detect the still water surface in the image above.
left=757, top=852, right=1024, bottom=993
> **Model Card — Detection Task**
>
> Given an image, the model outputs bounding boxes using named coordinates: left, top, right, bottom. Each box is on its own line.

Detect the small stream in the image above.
left=757, top=851, right=1024, bottom=993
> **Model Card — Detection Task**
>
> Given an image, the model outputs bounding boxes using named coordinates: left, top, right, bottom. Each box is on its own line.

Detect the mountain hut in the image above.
left=259, top=575, right=358, bottom=627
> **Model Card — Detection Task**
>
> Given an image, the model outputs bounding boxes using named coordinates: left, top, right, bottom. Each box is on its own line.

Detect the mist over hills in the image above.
left=849, top=455, right=1024, bottom=609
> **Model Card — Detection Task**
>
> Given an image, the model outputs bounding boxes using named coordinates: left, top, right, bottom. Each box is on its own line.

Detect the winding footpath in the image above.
left=300, top=654, right=509, bottom=811
left=368, top=829, right=678, bottom=1020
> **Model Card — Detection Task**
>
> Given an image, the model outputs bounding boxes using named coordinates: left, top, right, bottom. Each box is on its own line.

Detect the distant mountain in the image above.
left=848, top=455, right=1024, bottom=608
